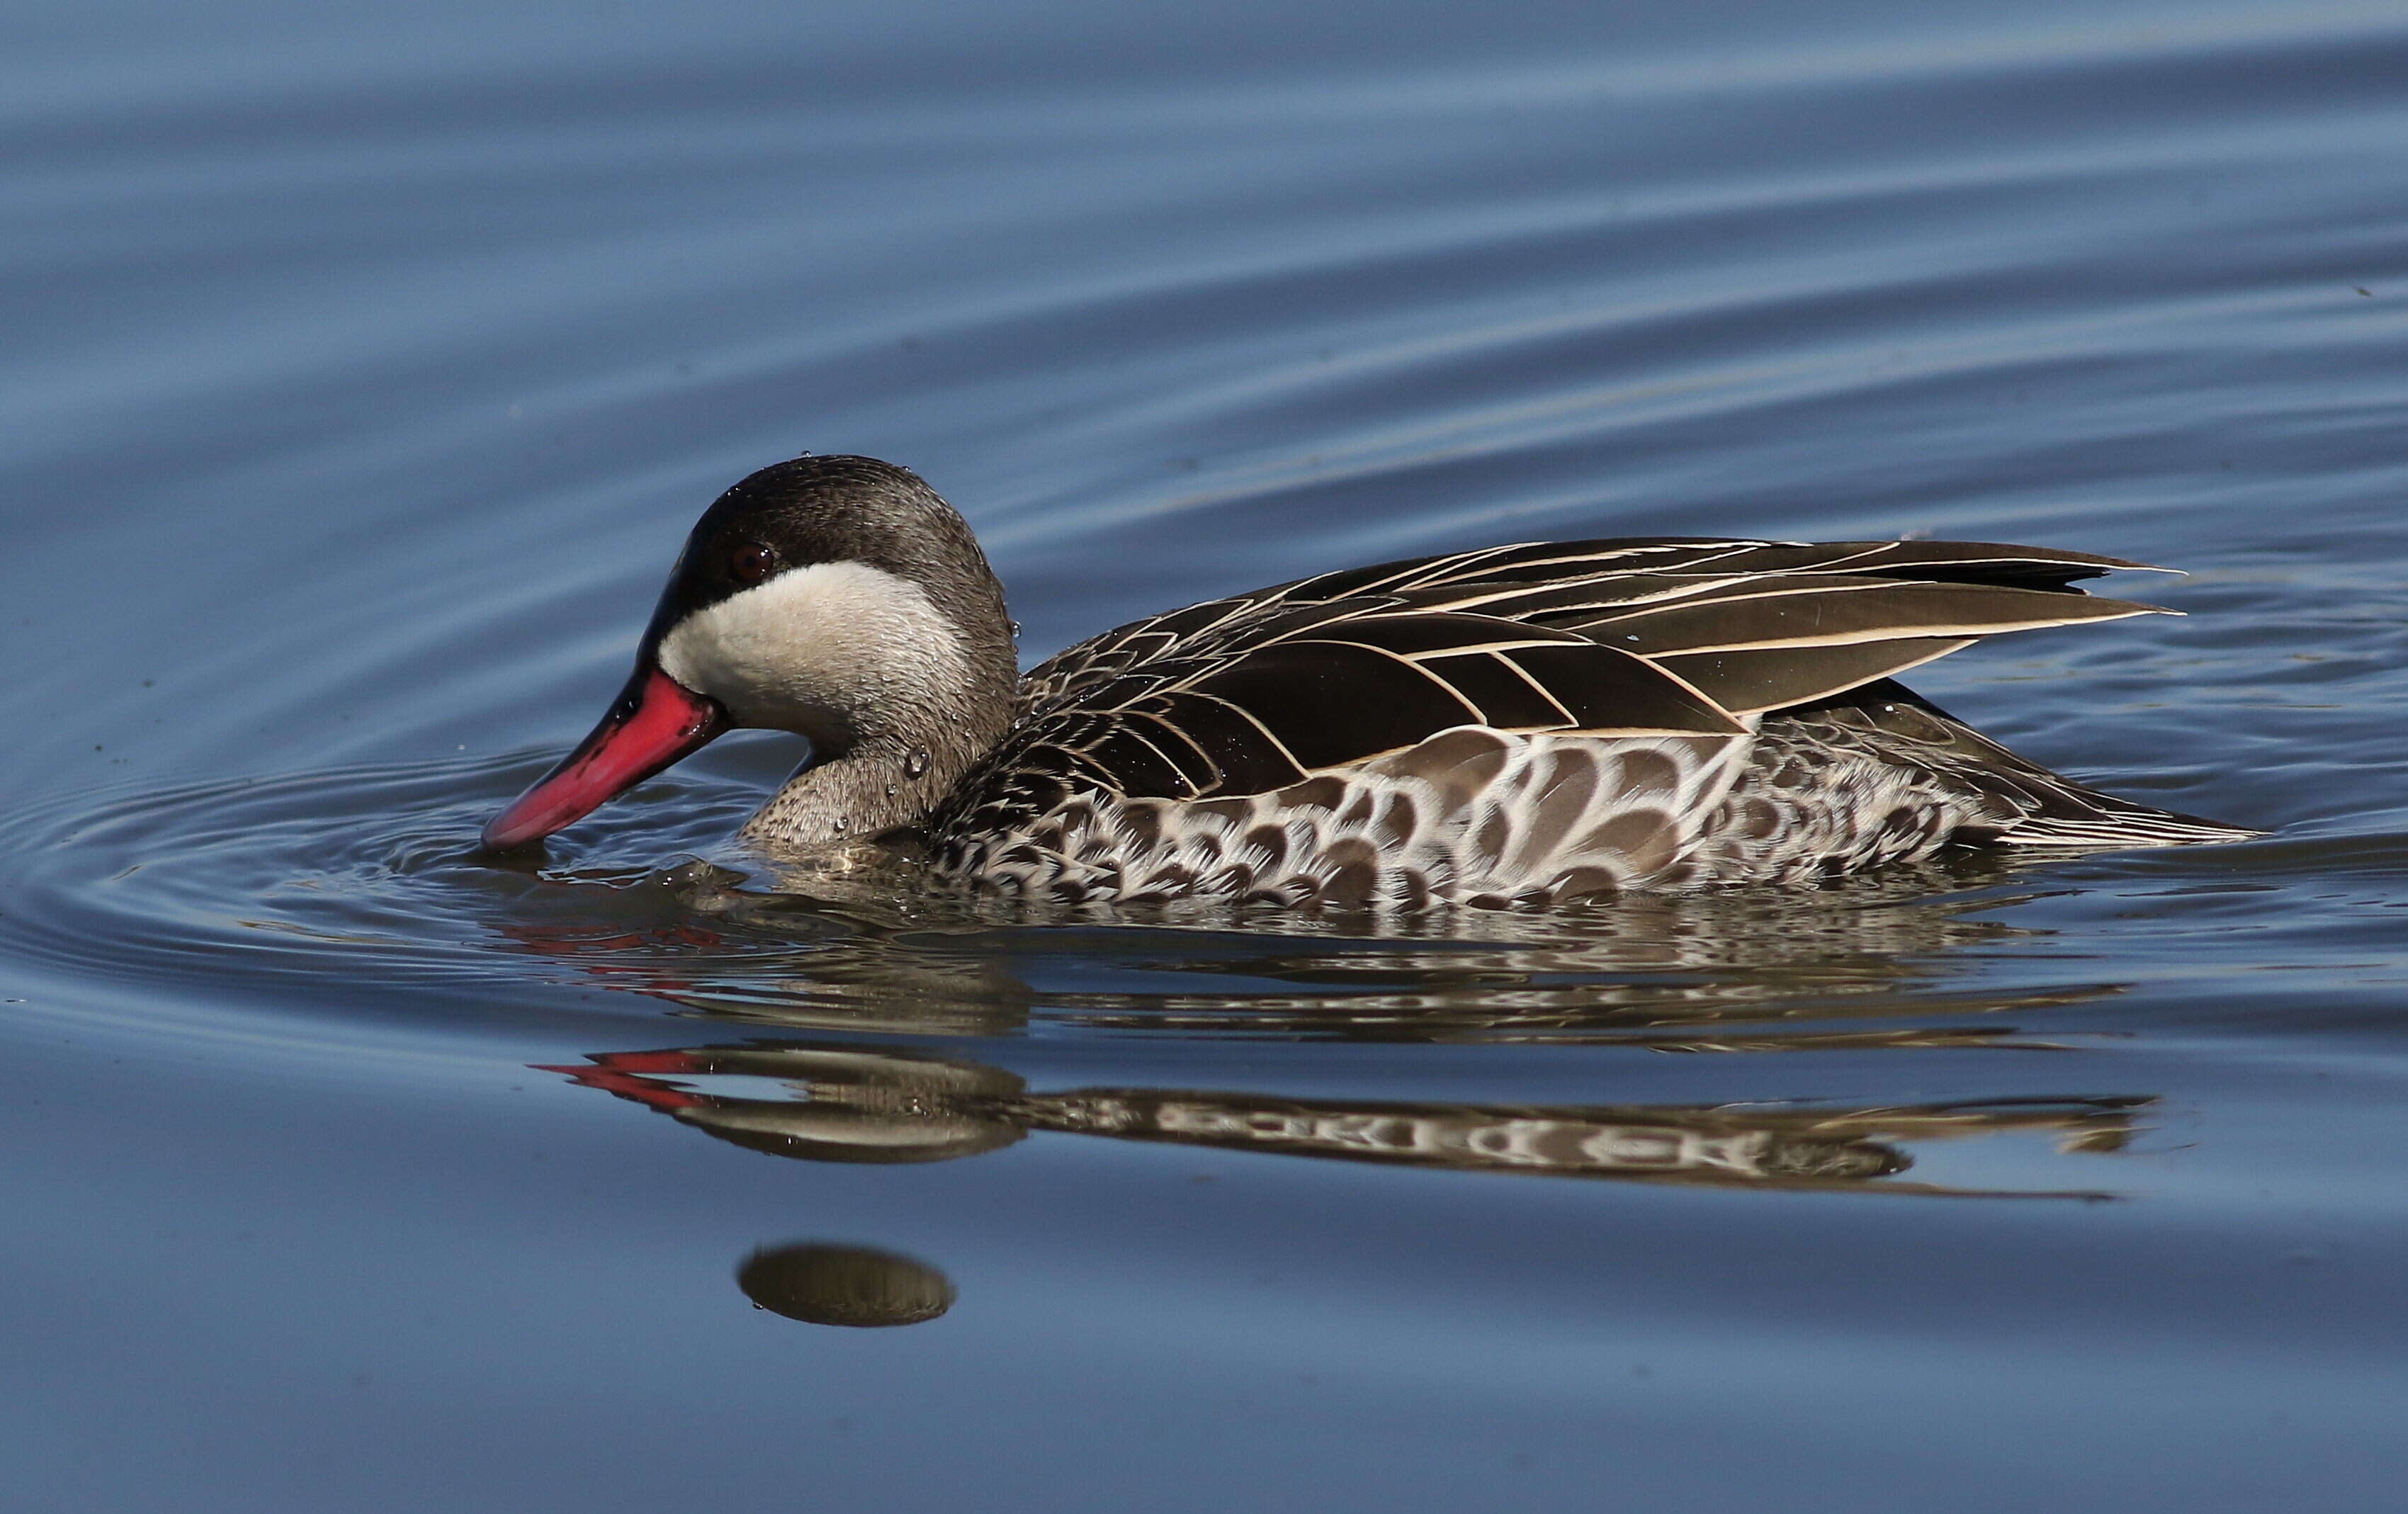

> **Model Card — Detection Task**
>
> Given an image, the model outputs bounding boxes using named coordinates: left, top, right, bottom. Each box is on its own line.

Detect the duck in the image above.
left=482, top=453, right=2251, bottom=907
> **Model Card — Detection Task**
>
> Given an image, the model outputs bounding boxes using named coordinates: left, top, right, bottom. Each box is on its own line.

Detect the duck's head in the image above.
left=482, top=455, right=1017, bottom=850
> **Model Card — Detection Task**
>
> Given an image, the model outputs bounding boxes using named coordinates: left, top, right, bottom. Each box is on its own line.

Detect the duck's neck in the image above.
left=660, top=543, right=1021, bottom=852
left=738, top=722, right=1000, bottom=850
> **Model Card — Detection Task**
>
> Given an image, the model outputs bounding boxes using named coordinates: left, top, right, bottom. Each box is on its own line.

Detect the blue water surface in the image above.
left=4, top=1, right=2408, bottom=1509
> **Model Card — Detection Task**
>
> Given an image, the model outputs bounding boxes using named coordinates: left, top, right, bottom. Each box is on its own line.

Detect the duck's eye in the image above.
left=730, top=541, right=777, bottom=585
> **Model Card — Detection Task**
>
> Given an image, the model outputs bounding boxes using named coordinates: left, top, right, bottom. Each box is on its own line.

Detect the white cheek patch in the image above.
left=657, top=560, right=973, bottom=739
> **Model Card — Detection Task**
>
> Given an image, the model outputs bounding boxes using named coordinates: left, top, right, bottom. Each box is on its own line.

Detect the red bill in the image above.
left=482, top=667, right=728, bottom=849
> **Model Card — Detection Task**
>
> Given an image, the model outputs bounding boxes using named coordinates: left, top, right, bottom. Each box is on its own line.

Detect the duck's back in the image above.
left=926, top=537, right=2249, bottom=905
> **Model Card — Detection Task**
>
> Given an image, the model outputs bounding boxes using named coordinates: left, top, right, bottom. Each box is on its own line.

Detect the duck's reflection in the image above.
left=546, top=1039, right=2148, bottom=1199
left=509, top=861, right=2164, bottom=1329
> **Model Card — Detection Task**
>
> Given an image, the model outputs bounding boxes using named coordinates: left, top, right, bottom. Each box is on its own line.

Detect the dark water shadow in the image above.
left=737, top=1242, right=957, bottom=1329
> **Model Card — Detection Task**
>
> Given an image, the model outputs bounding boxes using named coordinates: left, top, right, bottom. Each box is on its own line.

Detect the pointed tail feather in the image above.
left=1989, top=782, right=2260, bottom=848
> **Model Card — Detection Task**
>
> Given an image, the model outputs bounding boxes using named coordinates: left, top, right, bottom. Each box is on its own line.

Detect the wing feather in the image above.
left=1652, top=637, right=1974, bottom=715
left=1414, top=651, right=1581, bottom=728
left=1143, top=691, right=1311, bottom=794
left=1500, top=643, right=1748, bottom=736
left=944, top=533, right=2178, bottom=829
left=1576, top=579, right=2166, bottom=655
left=1183, top=642, right=1484, bottom=771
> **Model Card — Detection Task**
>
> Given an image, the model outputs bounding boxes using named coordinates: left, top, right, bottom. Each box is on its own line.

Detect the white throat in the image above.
left=655, top=560, right=973, bottom=748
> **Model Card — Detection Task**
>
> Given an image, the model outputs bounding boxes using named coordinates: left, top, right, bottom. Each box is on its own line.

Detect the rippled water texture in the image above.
left=6, top=1, right=2408, bottom=1509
